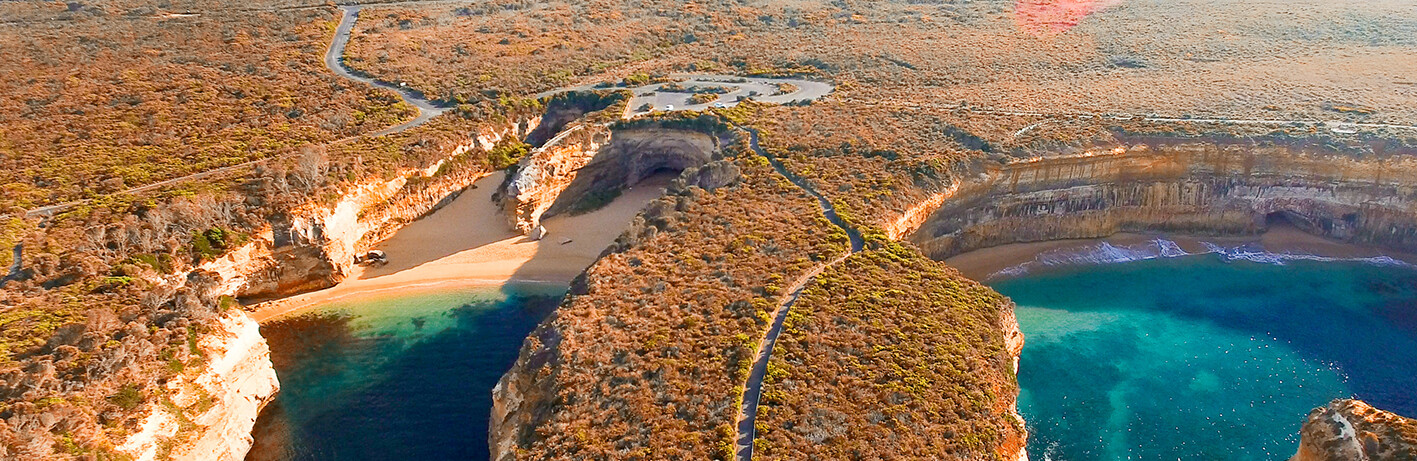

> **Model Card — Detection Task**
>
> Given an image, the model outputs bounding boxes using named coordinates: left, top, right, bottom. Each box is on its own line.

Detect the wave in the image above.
left=989, top=238, right=1416, bottom=280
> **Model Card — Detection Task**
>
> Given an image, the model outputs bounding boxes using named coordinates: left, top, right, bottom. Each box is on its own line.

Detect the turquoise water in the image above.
left=991, top=255, right=1417, bottom=460
left=245, top=284, right=563, bottom=460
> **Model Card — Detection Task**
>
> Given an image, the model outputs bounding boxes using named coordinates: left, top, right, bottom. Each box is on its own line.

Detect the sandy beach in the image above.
left=251, top=171, right=672, bottom=322
left=944, top=224, right=1417, bottom=282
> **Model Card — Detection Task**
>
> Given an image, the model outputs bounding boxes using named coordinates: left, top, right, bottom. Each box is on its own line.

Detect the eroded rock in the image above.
left=1292, top=399, right=1417, bottom=461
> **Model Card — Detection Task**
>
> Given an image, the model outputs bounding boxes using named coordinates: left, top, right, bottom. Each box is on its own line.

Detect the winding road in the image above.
left=733, top=127, right=864, bottom=461
left=327, top=5, right=451, bottom=136
left=21, top=7, right=834, bottom=219
left=22, top=4, right=452, bottom=219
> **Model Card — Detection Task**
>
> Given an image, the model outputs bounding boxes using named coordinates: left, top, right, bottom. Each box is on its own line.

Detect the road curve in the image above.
left=327, top=5, right=449, bottom=136
left=21, top=4, right=453, bottom=219
left=733, top=127, right=863, bottom=461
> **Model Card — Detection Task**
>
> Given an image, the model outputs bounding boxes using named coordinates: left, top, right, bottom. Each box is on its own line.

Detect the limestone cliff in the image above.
left=500, top=124, right=611, bottom=233
left=110, top=118, right=539, bottom=460
left=998, top=299, right=1029, bottom=461
left=910, top=139, right=1417, bottom=259
left=205, top=120, right=535, bottom=301
left=500, top=127, right=720, bottom=233
left=115, top=309, right=278, bottom=461
left=1292, top=399, right=1417, bottom=461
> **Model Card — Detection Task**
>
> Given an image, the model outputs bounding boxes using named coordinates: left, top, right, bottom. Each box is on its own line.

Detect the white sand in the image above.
left=251, top=171, right=671, bottom=322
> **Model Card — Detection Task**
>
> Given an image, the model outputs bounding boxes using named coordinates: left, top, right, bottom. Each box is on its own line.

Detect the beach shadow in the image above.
left=354, top=171, right=522, bottom=280
left=503, top=172, right=677, bottom=286
left=352, top=169, right=675, bottom=289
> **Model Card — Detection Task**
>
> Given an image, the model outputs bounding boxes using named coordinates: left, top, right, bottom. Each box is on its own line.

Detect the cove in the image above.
left=989, top=249, right=1417, bottom=460
left=245, top=283, right=563, bottom=460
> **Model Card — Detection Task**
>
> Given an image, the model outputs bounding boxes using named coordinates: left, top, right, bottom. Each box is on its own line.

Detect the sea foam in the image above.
left=990, top=238, right=1415, bottom=280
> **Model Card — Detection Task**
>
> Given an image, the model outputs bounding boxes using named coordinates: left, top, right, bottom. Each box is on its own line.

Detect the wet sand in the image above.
left=944, top=224, right=1417, bottom=282
left=251, top=171, right=671, bottom=322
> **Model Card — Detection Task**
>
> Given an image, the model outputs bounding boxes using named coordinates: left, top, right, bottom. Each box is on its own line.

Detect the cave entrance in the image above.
left=635, top=166, right=684, bottom=186
left=1265, top=210, right=1295, bottom=227
left=1264, top=210, right=1319, bottom=234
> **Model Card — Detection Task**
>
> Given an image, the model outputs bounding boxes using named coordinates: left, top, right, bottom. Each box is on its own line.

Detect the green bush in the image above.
left=107, top=384, right=143, bottom=411
left=189, top=227, right=245, bottom=262
left=488, top=139, right=531, bottom=170
left=567, top=187, right=623, bottom=215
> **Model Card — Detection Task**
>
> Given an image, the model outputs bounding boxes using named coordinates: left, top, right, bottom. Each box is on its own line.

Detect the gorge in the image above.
left=9, top=0, right=1417, bottom=459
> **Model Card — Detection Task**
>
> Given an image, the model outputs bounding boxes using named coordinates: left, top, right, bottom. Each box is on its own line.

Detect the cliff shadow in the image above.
left=354, top=171, right=522, bottom=280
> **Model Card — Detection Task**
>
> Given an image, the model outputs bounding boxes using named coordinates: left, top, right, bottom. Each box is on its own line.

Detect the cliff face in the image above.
left=115, top=309, right=278, bottom=461
left=110, top=118, right=539, bottom=460
left=500, top=124, right=611, bottom=233
left=204, top=121, right=535, bottom=301
left=1292, top=399, right=1417, bottom=461
left=500, top=127, right=720, bottom=233
left=998, top=300, right=1029, bottom=461
left=910, top=140, right=1417, bottom=259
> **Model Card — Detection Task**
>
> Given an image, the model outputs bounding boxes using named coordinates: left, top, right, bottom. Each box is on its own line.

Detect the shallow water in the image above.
left=991, top=255, right=1417, bottom=460
left=246, top=284, right=563, bottom=460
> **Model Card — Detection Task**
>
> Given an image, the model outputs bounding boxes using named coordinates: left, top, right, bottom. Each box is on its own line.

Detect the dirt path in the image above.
left=733, top=127, right=863, bottom=461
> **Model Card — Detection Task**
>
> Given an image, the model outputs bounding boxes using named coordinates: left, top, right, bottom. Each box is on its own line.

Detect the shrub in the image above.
left=488, top=139, right=531, bottom=170
left=106, top=385, right=143, bottom=411
left=567, top=187, right=623, bottom=215
left=190, top=227, right=242, bottom=262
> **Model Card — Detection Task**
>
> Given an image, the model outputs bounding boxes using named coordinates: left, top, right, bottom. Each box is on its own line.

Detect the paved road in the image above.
left=327, top=5, right=450, bottom=136
left=733, top=127, right=863, bottom=461
left=22, top=3, right=455, bottom=219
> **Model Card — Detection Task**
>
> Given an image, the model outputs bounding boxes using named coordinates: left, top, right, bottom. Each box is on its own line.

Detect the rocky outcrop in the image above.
left=910, top=140, right=1417, bottom=259
left=500, top=127, right=721, bottom=233
left=116, top=309, right=279, bottom=461
left=488, top=314, right=563, bottom=461
left=500, top=124, right=611, bottom=233
left=999, top=303, right=1029, bottom=461
left=1292, top=399, right=1417, bottom=461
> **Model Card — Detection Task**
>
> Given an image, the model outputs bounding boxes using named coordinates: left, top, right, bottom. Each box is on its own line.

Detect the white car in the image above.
left=665, top=104, right=674, bottom=111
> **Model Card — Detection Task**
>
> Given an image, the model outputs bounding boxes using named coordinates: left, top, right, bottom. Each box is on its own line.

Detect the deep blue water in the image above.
left=246, top=284, right=563, bottom=461
left=991, top=255, right=1417, bottom=460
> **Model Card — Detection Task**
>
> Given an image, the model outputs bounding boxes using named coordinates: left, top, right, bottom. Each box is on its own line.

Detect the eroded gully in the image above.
left=733, top=127, right=864, bottom=461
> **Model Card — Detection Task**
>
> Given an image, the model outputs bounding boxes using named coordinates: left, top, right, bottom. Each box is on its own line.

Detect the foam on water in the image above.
left=992, top=255, right=1417, bottom=460
left=991, top=238, right=1415, bottom=280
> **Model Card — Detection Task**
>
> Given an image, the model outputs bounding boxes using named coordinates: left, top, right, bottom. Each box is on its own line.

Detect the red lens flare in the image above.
left=1015, top=0, right=1123, bottom=36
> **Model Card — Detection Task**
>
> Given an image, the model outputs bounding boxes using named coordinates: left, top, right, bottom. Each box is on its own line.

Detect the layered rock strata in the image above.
left=114, top=118, right=537, bottom=460
left=208, top=121, right=535, bottom=301
left=910, top=139, right=1417, bottom=259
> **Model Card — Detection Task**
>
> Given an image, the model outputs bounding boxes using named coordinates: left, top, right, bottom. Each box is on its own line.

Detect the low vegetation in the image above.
left=0, top=6, right=417, bottom=211
left=755, top=248, right=1025, bottom=459
left=500, top=133, right=849, bottom=458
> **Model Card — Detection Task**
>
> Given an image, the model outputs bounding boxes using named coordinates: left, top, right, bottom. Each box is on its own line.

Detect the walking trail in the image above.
left=732, top=126, right=864, bottom=461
